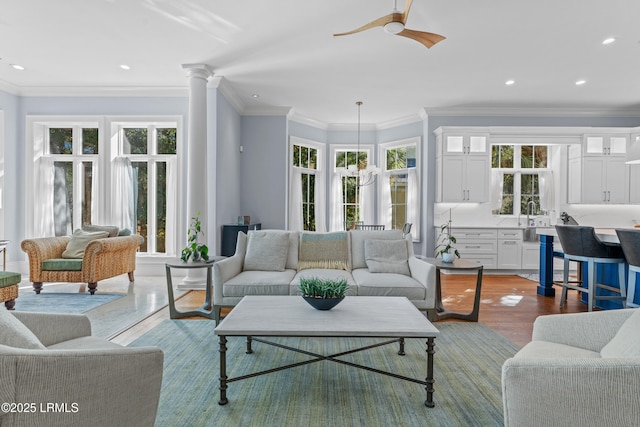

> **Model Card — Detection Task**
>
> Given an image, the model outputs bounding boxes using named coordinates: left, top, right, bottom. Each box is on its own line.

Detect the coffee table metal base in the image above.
left=217, top=335, right=436, bottom=408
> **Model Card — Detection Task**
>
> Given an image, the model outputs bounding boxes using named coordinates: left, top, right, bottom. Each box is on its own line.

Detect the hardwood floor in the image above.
left=110, top=274, right=588, bottom=348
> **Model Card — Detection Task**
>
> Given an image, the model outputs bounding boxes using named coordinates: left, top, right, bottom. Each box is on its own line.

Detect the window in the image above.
left=289, top=137, right=325, bottom=232
left=115, top=124, right=178, bottom=254
left=26, top=116, right=181, bottom=257
left=47, top=125, right=99, bottom=236
left=333, top=148, right=371, bottom=229
left=491, top=145, right=549, bottom=216
left=379, top=138, right=420, bottom=239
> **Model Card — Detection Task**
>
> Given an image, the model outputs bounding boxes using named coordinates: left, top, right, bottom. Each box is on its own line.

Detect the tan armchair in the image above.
left=0, top=311, right=163, bottom=427
left=21, top=235, right=143, bottom=294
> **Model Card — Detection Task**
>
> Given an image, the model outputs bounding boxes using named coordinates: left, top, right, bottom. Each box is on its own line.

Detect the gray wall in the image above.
left=240, top=115, right=288, bottom=229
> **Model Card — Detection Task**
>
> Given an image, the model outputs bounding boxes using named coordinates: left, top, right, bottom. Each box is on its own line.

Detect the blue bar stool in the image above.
left=615, top=228, right=640, bottom=308
left=555, top=225, right=626, bottom=311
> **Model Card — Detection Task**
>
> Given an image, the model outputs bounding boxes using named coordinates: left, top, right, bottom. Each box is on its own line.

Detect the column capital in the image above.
left=182, top=63, right=214, bottom=81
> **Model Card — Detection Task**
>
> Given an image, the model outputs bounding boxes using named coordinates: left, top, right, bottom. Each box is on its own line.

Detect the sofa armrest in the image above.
left=213, top=232, right=247, bottom=304
left=82, top=235, right=144, bottom=282
left=10, top=312, right=92, bottom=347
left=531, top=309, right=635, bottom=352
left=21, top=237, right=71, bottom=282
left=1, top=346, right=163, bottom=427
left=408, top=256, right=436, bottom=309
left=502, top=357, right=640, bottom=427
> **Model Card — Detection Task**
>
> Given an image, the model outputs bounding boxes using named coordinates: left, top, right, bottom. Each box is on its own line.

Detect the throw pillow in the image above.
left=0, top=310, right=46, bottom=350
left=364, top=239, right=411, bottom=276
left=62, top=229, right=110, bottom=259
left=82, top=224, right=119, bottom=238
left=243, top=231, right=290, bottom=271
left=601, top=309, right=640, bottom=358
left=298, top=231, right=349, bottom=271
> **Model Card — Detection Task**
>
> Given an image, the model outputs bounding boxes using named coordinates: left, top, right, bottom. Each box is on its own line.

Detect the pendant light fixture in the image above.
left=338, top=101, right=380, bottom=186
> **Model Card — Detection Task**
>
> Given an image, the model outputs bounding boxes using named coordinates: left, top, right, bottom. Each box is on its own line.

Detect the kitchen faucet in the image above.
left=526, top=200, right=536, bottom=227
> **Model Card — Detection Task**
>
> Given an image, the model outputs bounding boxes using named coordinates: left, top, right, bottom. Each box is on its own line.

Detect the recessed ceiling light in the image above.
left=120, top=64, right=131, bottom=70
left=505, top=80, right=515, bottom=86
left=575, top=80, right=587, bottom=86
left=251, top=94, right=259, bottom=98
left=602, top=37, right=616, bottom=45
left=11, top=64, right=25, bottom=70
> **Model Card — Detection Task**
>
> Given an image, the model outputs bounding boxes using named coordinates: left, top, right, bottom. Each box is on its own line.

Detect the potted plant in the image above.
left=299, top=277, right=349, bottom=310
left=435, top=220, right=460, bottom=263
left=181, top=211, right=210, bottom=262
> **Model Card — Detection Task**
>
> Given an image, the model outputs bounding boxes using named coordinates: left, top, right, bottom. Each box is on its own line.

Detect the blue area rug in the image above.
left=13, top=291, right=126, bottom=314
left=130, top=320, right=519, bottom=427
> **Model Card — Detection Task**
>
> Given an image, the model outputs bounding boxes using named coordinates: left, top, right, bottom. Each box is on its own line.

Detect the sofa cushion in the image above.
left=41, top=258, right=83, bottom=271
left=352, top=268, right=426, bottom=300
left=298, top=231, right=349, bottom=271
left=350, top=230, right=404, bottom=270
left=290, top=269, right=357, bottom=296
left=285, top=231, right=300, bottom=270
left=364, top=239, right=410, bottom=276
left=223, top=270, right=297, bottom=297
left=601, top=308, right=640, bottom=358
left=82, top=224, right=119, bottom=238
left=514, top=341, right=601, bottom=359
left=243, top=230, right=290, bottom=271
left=0, top=309, right=46, bottom=350
left=47, top=336, right=125, bottom=350
left=62, top=229, right=109, bottom=259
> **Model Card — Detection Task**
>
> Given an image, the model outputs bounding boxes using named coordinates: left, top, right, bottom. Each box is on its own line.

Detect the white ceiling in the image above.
left=2, top=0, right=640, bottom=125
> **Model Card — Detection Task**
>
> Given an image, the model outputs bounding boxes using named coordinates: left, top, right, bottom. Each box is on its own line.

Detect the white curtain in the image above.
left=330, top=173, right=343, bottom=231
left=165, top=159, right=177, bottom=255
left=314, top=170, right=326, bottom=232
left=111, top=156, right=136, bottom=233
left=33, top=157, right=55, bottom=237
left=289, top=167, right=303, bottom=231
left=407, top=168, right=420, bottom=240
left=359, top=182, right=375, bottom=225
left=380, top=172, right=392, bottom=229
left=490, top=170, right=504, bottom=211
left=538, top=170, right=555, bottom=214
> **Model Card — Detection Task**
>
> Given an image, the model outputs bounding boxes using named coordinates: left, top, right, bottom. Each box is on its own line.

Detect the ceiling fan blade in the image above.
left=402, top=0, right=414, bottom=22
left=397, top=28, right=446, bottom=48
left=333, top=13, right=395, bottom=37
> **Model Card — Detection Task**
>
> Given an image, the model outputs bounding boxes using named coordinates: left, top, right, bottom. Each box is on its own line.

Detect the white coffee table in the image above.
left=214, top=296, right=440, bottom=407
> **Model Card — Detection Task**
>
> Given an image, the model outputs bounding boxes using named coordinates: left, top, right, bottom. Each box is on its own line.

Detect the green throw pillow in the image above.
left=62, top=229, right=109, bottom=259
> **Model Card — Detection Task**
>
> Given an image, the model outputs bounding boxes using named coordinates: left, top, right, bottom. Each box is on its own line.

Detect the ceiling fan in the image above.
left=333, top=0, right=445, bottom=49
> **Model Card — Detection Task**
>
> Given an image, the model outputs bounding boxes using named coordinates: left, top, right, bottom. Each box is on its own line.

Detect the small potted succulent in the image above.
left=180, top=211, right=210, bottom=263
left=299, top=277, right=349, bottom=310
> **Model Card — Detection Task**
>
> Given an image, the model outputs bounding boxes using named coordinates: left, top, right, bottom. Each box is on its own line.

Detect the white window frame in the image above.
left=378, top=137, right=421, bottom=240
left=289, top=137, right=324, bottom=231
left=330, top=144, right=375, bottom=230
left=491, top=144, right=550, bottom=217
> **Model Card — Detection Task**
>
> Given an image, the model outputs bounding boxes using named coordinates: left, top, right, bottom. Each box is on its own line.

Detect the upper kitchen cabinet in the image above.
left=568, top=134, right=629, bottom=204
left=630, top=134, right=640, bottom=204
left=435, top=128, right=490, bottom=203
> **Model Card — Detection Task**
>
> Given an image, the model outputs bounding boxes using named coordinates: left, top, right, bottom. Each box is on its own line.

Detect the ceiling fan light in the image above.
left=384, top=21, right=404, bottom=34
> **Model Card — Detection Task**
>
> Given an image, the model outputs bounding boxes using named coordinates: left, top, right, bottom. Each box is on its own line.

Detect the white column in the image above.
left=179, top=64, right=213, bottom=289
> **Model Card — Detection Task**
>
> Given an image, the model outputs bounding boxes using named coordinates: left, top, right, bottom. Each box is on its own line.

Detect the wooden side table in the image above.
left=421, top=257, right=484, bottom=322
left=165, top=257, right=225, bottom=319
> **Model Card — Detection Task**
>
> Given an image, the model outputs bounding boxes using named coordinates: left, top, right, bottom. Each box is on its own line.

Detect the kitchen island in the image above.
left=536, top=227, right=636, bottom=309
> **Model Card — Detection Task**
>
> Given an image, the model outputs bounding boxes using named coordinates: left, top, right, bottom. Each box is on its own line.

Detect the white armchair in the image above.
left=0, top=311, right=164, bottom=427
left=502, top=309, right=640, bottom=427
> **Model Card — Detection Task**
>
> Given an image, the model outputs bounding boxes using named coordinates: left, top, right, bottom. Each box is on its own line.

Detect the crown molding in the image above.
left=376, top=112, right=425, bottom=130
left=12, top=85, right=188, bottom=97
left=287, top=110, right=329, bottom=130
left=424, top=106, right=640, bottom=118
left=0, top=79, right=20, bottom=95
left=243, top=106, right=292, bottom=116
left=326, top=122, right=377, bottom=132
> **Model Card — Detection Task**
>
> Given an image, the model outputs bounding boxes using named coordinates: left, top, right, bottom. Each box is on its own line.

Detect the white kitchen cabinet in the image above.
left=522, top=242, right=539, bottom=270
left=568, top=135, right=629, bottom=204
left=630, top=164, right=640, bottom=204
left=498, top=229, right=522, bottom=269
left=453, top=228, right=497, bottom=269
left=435, top=131, right=490, bottom=203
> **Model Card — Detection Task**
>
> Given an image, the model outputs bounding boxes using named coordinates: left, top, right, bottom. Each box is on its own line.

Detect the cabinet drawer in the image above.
left=498, top=229, right=523, bottom=240
left=459, top=255, right=497, bottom=270
left=457, top=239, right=497, bottom=254
left=455, top=229, right=498, bottom=239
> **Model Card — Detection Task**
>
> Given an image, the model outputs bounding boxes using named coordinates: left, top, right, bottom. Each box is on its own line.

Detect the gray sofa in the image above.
left=213, top=229, right=436, bottom=323
left=0, top=310, right=164, bottom=427
left=502, top=308, right=640, bottom=427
